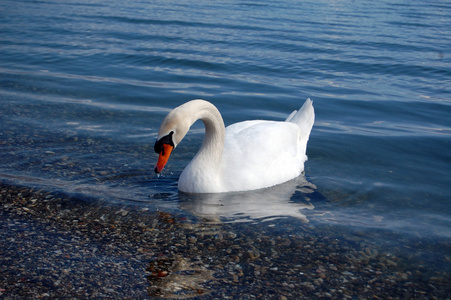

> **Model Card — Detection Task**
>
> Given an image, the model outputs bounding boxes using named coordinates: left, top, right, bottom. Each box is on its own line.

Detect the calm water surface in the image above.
left=1, top=0, right=450, bottom=252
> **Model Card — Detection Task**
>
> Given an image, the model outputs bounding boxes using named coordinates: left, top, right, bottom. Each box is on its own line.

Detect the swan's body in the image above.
left=154, top=99, right=314, bottom=193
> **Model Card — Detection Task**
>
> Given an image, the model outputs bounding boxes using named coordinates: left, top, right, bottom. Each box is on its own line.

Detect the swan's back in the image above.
left=219, top=99, right=315, bottom=192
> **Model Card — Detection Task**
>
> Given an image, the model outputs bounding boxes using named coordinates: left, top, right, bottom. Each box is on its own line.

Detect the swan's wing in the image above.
left=221, top=121, right=304, bottom=191
left=285, top=110, right=297, bottom=122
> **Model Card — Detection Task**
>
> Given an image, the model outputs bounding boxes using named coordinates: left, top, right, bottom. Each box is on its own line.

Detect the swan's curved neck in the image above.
left=190, top=101, right=225, bottom=171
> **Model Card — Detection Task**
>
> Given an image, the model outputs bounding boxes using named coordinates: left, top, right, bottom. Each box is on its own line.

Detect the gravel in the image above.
left=1, top=182, right=450, bottom=299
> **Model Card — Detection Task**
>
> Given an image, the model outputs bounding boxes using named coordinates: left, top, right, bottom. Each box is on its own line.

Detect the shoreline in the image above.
left=1, top=182, right=450, bottom=299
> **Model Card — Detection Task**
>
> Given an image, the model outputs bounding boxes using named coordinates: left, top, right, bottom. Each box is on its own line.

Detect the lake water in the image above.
left=1, top=0, right=451, bottom=296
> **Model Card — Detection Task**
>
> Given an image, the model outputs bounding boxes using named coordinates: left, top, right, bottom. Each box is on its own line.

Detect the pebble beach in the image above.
left=1, top=182, right=449, bottom=299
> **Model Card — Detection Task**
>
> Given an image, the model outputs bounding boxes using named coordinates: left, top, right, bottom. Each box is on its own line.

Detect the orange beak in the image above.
left=154, top=144, right=173, bottom=173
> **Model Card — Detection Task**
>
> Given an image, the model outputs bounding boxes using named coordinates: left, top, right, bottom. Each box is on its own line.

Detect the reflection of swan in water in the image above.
left=179, top=176, right=317, bottom=223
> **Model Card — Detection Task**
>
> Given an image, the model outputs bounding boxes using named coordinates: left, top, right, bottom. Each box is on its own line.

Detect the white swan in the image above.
left=154, top=99, right=314, bottom=193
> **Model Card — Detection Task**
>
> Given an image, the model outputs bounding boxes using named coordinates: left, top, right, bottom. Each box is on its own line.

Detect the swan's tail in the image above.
left=285, top=98, right=315, bottom=135
left=285, top=99, right=315, bottom=162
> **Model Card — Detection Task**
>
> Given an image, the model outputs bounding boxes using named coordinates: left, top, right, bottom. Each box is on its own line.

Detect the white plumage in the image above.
left=154, top=99, right=314, bottom=193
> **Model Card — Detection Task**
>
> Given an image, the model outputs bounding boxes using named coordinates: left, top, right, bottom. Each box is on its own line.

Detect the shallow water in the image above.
left=1, top=0, right=451, bottom=294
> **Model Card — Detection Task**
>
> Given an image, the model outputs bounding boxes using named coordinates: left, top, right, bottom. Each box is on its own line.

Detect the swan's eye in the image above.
left=154, top=132, right=174, bottom=154
left=154, top=139, right=162, bottom=154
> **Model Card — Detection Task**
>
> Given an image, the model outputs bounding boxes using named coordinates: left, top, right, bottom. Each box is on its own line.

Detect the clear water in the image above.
left=1, top=0, right=450, bottom=241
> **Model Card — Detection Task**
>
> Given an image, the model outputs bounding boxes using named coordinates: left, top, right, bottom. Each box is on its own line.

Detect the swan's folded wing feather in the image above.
left=221, top=121, right=303, bottom=191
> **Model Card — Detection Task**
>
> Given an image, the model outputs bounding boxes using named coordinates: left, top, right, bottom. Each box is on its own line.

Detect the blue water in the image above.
left=1, top=0, right=450, bottom=242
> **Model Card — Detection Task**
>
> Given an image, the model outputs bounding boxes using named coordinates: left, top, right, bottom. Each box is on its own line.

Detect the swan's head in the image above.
left=154, top=107, right=191, bottom=173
